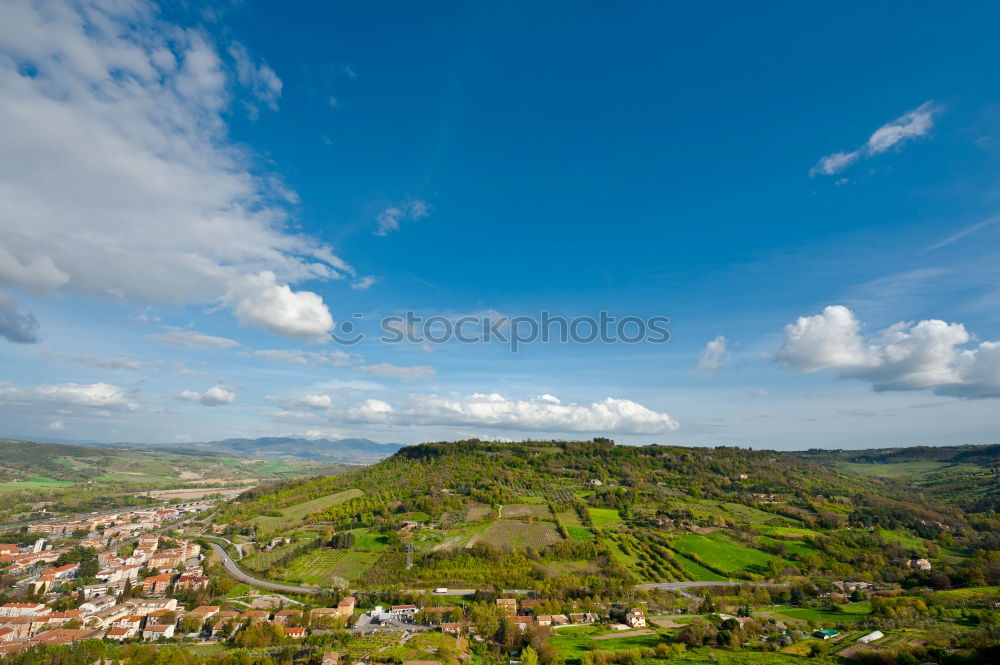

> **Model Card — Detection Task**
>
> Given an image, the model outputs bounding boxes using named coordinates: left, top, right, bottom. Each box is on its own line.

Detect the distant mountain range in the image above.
left=84, top=436, right=404, bottom=464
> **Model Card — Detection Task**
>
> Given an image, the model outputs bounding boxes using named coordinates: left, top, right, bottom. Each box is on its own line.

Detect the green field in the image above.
left=835, top=461, right=947, bottom=479
left=674, top=553, right=729, bottom=581
left=557, top=509, right=595, bottom=542
left=672, top=533, right=774, bottom=575
left=0, top=475, right=73, bottom=492
left=588, top=508, right=622, bottom=528
left=769, top=602, right=871, bottom=625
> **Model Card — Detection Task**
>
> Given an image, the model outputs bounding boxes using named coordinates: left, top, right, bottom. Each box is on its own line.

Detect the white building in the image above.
left=858, top=631, right=884, bottom=644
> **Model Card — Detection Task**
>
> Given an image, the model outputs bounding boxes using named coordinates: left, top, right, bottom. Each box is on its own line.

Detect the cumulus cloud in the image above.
left=374, top=200, right=429, bottom=236
left=811, top=102, right=940, bottom=176
left=147, top=327, right=240, bottom=350
left=0, top=290, right=40, bottom=343
left=0, top=381, right=138, bottom=410
left=227, top=272, right=334, bottom=343
left=697, top=335, right=730, bottom=372
left=0, top=0, right=347, bottom=339
left=48, top=420, right=65, bottom=431
left=177, top=385, right=236, bottom=406
left=357, top=363, right=436, bottom=380
left=772, top=305, right=1000, bottom=398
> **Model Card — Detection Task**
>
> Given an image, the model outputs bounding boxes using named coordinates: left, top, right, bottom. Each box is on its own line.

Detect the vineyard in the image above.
left=482, top=519, right=563, bottom=549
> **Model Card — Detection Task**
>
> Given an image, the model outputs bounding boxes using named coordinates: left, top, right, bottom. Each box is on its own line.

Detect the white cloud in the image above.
left=147, top=327, right=240, bottom=350
left=343, top=392, right=679, bottom=435
left=266, top=393, right=333, bottom=411
left=352, top=276, right=376, bottom=291
left=48, top=420, right=64, bottom=430
left=0, top=289, right=40, bottom=343
left=45, top=351, right=148, bottom=370
left=697, top=335, right=730, bottom=372
left=811, top=102, right=940, bottom=176
left=228, top=41, right=282, bottom=114
left=866, top=102, right=938, bottom=154
left=177, top=384, right=236, bottom=406
left=345, top=398, right=394, bottom=424
left=810, top=151, right=860, bottom=177
left=0, top=381, right=137, bottom=410
left=227, top=272, right=334, bottom=343
left=0, top=0, right=348, bottom=339
left=374, top=200, right=430, bottom=236
left=772, top=305, right=1000, bottom=398
left=247, top=349, right=358, bottom=367
left=357, top=363, right=435, bottom=380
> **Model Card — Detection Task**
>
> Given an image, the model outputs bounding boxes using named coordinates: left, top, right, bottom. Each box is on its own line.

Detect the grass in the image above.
left=672, top=532, right=774, bottom=575
left=587, top=508, right=622, bottom=528
left=836, top=461, right=947, bottom=480
left=674, top=553, right=728, bottom=581
left=0, top=475, right=74, bottom=491
left=769, top=602, right=871, bottom=625
left=556, top=509, right=595, bottom=542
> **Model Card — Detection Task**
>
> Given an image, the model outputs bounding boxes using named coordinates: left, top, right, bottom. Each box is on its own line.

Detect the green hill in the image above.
left=214, top=439, right=1000, bottom=593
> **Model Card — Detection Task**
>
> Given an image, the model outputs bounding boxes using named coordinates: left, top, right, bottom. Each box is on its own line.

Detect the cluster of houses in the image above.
left=0, top=592, right=360, bottom=656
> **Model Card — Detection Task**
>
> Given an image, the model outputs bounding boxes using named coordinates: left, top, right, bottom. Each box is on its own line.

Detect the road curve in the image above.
left=211, top=542, right=785, bottom=597
left=210, top=543, right=319, bottom=595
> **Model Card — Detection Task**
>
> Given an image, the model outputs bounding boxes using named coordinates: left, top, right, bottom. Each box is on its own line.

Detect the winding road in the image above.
left=211, top=542, right=786, bottom=597
left=210, top=543, right=320, bottom=595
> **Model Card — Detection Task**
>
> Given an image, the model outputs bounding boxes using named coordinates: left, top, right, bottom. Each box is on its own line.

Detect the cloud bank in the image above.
left=773, top=305, right=1000, bottom=398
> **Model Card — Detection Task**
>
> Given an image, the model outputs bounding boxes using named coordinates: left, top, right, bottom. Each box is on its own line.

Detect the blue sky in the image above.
left=1, top=0, right=999, bottom=448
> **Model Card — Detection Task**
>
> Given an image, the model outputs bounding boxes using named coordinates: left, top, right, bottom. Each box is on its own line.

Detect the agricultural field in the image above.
left=282, top=548, right=381, bottom=586
left=502, top=503, right=553, bottom=519
left=253, top=488, right=364, bottom=530
left=557, top=509, right=595, bottom=542
left=587, top=507, right=622, bottom=528
left=767, top=602, right=872, bottom=625
left=481, top=519, right=563, bottom=549
left=671, top=532, right=775, bottom=575
left=0, top=475, right=73, bottom=491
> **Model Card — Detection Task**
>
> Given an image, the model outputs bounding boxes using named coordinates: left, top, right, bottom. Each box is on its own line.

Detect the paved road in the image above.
left=212, top=543, right=782, bottom=598
left=210, top=543, right=319, bottom=595
left=635, top=581, right=789, bottom=591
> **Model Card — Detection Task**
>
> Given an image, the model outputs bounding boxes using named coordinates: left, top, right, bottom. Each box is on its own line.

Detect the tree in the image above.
left=522, top=646, right=538, bottom=665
